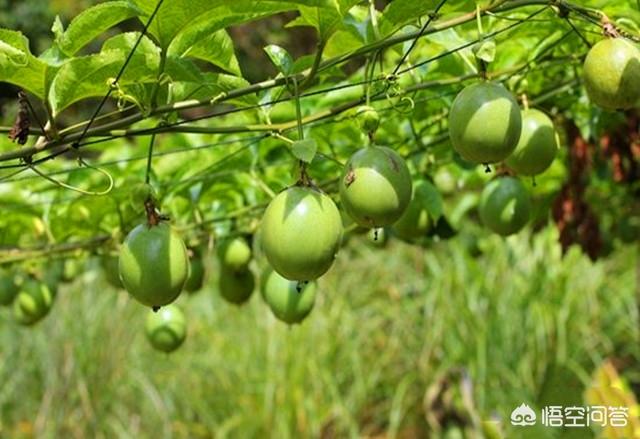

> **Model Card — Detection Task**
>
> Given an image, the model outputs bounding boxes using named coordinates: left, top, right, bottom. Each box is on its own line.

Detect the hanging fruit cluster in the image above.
left=0, top=5, right=638, bottom=355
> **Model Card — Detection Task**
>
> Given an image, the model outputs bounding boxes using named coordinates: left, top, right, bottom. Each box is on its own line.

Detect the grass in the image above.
left=0, top=226, right=637, bottom=438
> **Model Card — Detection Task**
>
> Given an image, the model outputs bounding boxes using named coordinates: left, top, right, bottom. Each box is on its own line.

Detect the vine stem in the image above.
left=145, top=133, right=157, bottom=185
left=0, top=55, right=579, bottom=171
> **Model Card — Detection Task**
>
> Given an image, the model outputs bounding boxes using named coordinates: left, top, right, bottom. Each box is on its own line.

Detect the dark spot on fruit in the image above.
left=374, top=228, right=379, bottom=241
left=295, top=281, right=303, bottom=293
left=386, top=153, right=400, bottom=172
left=484, top=164, right=491, bottom=173
left=152, top=305, right=161, bottom=312
left=344, top=167, right=356, bottom=187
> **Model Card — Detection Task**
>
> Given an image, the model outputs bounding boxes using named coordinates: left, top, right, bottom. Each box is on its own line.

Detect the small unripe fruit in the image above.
left=184, top=249, right=206, bottom=293
left=219, top=269, right=255, bottom=305
left=130, top=182, right=158, bottom=209
left=262, top=269, right=316, bottom=324
left=13, top=280, right=53, bottom=325
left=392, top=180, right=441, bottom=241
left=449, top=82, right=522, bottom=164
left=101, top=255, right=123, bottom=288
left=217, top=238, right=252, bottom=272
left=0, top=270, right=17, bottom=306
left=145, top=304, right=186, bottom=353
left=356, top=105, right=380, bottom=134
left=479, top=177, right=531, bottom=236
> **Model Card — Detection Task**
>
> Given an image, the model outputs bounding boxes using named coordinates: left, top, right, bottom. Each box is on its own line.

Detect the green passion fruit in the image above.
left=0, top=270, right=17, bottom=306
left=506, top=109, right=559, bottom=176
left=262, top=269, right=317, bottom=324
left=392, top=180, right=442, bottom=241
left=13, top=280, right=54, bottom=325
left=119, top=222, right=189, bottom=309
left=101, top=255, right=123, bottom=288
left=448, top=81, right=522, bottom=164
left=339, top=146, right=412, bottom=228
left=145, top=304, right=187, bottom=353
left=217, top=237, right=252, bottom=272
left=261, top=186, right=343, bottom=281
left=219, top=268, right=255, bottom=305
left=583, top=38, right=640, bottom=110
left=479, top=177, right=531, bottom=236
left=184, top=248, right=206, bottom=293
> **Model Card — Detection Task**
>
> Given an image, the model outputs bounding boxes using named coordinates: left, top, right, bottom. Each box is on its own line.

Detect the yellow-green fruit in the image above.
left=13, top=280, right=53, bottom=326
left=0, top=270, right=17, bottom=306
left=506, top=109, right=559, bottom=176
left=479, top=177, right=531, bottom=236
left=261, top=186, right=343, bottom=281
left=262, top=269, right=317, bottom=324
left=184, top=249, right=206, bottom=293
left=392, top=180, right=442, bottom=241
left=340, top=146, right=412, bottom=227
left=145, top=304, right=186, bottom=353
left=217, top=237, right=252, bottom=272
left=449, top=82, right=522, bottom=164
left=119, top=222, right=189, bottom=309
left=219, top=269, right=255, bottom=305
left=583, top=38, right=640, bottom=110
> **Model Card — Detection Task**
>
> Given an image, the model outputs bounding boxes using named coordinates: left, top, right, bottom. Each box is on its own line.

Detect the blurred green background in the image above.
left=0, top=228, right=637, bottom=438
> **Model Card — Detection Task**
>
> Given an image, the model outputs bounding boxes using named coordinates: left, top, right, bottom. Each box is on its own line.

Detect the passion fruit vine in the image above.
left=340, top=146, right=412, bottom=228
left=262, top=269, right=317, bottom=324
left=145, top=304, right=187, bottom=353
left=479, top=176, right=531, bottom=236
left=583, top=37, right=640, bottom=110
left=261, top=186, right=343, bottom=281
left=448, top=81, right=522, bottom=165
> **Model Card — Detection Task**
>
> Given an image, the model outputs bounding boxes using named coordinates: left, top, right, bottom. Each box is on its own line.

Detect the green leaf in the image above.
left=133, top=0, right=313, bottom=49
left=56, top=1, right=144, bottom=56
left=165, top=62, right=257, bottom=107
left=264, top=44, right=294, bottom=76
left=291, top=138, right=318, bottom=163
left=168, top=28, right=241, bottom=76
left=288, top=0, right=358, bottom=43
left=51, top=16, right=65, bottom=41
left=48, top=33, right=161, bottom=115
left=420, top=180, right=443, bottom=220
left=472, top=39, right=496, bottom=64
left=379, top=0, right=469, bottom=36
left=0, top=29, right=47, bottom=98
